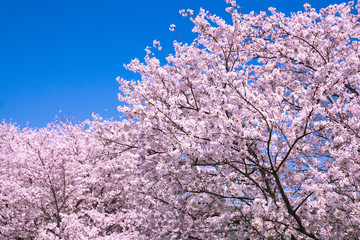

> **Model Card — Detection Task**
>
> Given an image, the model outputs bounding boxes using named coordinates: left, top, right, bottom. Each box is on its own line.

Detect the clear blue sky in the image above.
left=0, top=0, right=346, bottom=128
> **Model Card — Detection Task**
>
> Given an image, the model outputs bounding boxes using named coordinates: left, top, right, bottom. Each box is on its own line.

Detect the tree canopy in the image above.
left=1, top=1, right=360, bottom=239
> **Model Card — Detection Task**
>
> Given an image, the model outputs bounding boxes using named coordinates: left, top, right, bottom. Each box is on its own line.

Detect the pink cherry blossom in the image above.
left=2, top=1, right=360, bottom=239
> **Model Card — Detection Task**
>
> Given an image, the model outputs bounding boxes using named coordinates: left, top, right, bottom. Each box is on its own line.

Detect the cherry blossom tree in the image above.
left=0, top=121, right=139, bottom=239
left=2, top=1, right=360, bottom=239
left=114, top=1, right=360, bottom=239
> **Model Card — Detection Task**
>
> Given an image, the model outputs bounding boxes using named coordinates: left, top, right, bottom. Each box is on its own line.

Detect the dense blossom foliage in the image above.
left=2, top=1, right=360, bottom=239
left=0, top=121, right=140, bottom=239
left=116, top=1, right=360, bottom=239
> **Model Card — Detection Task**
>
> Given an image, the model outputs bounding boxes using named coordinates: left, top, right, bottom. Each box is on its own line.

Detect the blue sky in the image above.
left=0, top=0, right=346, bottom=128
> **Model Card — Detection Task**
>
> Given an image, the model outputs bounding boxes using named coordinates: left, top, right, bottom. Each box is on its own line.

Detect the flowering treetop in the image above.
left=1, top=1, right=360, bottom=239
left=116, top=1, right=360, bottom=239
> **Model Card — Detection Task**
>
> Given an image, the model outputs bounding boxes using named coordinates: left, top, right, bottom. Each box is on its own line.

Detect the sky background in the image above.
left=0, top=0, right=347, bottom=128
